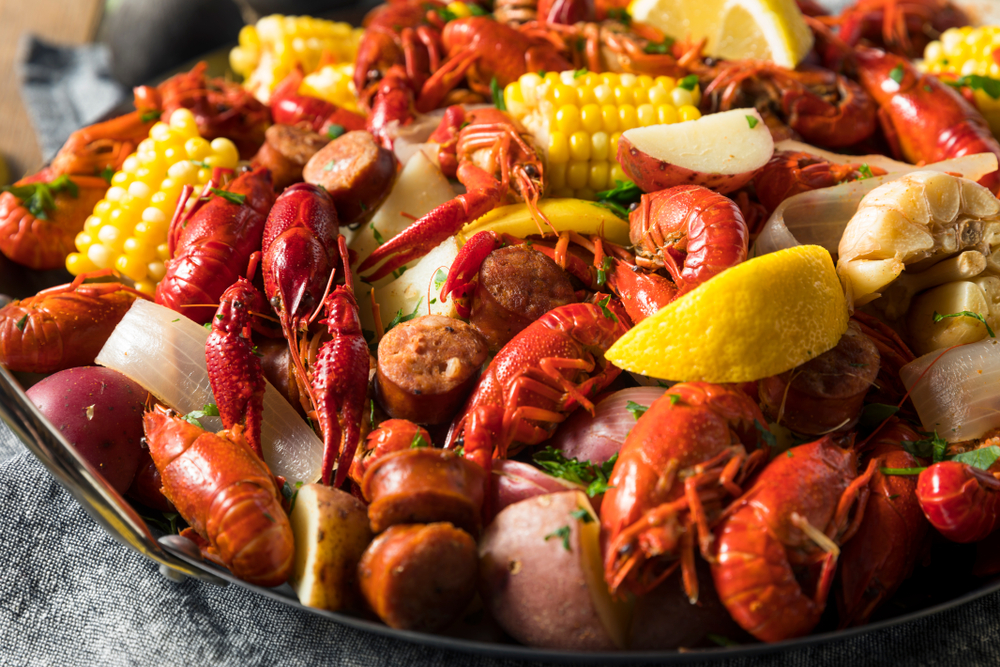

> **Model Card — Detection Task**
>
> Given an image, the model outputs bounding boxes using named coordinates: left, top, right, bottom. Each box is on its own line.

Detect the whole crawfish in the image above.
left=155, top=167, right=275, bottom=325
left=628, top=184, right=750, bottom=296
left=917, top=455, right=1000, bottom=544
left=0, top=173, right=107, bottom=270
left=700, top=62, right=878, bottom=148
left=838, top=419, right=929, bottom=627
left=144, top=407, right=294, bottom=587
left=269, top=68, right=367, bottom=135
left=753, top=150, right=888, bottom=215
left=831, top=0, right=969, bottom=59
left=600, top=383, right=768, bottom=603
left=136, top=62, right=271, bottom=160
left=358, top=105, right=551, bottom=281
left=0, top=270, right=148, bottom=373
left=852, top=46, right=1000, bottom=194
left=446, top=301, right=627, bottom=479
left=206, top=275, right=267, bottom=459
left=712, top=435, right=877, bottom=643
left=49, top=109, right=157, bottom=177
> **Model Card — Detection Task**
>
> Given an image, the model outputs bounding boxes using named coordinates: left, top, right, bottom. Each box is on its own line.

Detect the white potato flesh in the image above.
left=622, top=108, right=773, bottom=175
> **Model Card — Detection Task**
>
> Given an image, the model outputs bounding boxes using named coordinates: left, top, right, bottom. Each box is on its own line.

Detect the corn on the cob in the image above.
left=923, top=26, right=1000, bottom=138
left=505, top=70, right=702, bottom=199
left=300, top=63, right=360, bottom=113
left=65, top=109, right=239, bottom=296
left=230, top=14, right=364, bottom=104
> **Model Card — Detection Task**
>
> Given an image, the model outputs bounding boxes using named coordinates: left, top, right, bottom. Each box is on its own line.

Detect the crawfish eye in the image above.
left=628, top=202, right=639, bottom=212
left=367, top=69, right=383, bottom=83
left=269, top=295, right=281, bottom=310
left=523, top=164, right=539, bottom=178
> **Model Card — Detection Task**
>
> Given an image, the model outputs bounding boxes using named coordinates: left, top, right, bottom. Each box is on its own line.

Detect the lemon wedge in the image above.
left=605, top=245, right=848, bottom=382
left=628, top=0, right=814, bottom=69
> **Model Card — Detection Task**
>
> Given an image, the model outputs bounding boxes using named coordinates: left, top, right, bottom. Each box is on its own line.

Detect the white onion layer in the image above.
left=95, top=299, right=324, bottom=484
left=754, top=153, right=999, bottom=257
left=899, top=336, right=1000, bottom=443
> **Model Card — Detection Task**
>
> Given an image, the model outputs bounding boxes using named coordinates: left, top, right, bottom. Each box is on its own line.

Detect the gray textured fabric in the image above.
left=3, top=435, right=1000, bottom=667
left=18, top=36, right=126, bottom=162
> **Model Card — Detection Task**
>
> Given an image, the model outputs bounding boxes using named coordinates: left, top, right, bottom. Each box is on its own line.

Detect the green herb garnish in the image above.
left=570, top=508, right=594, bottom=523
left=746, top=114, right=759, bottom=129
left=491, top=77, right=507, bottom=111
left=410, top=431, right=430, bottom=448
left=386, top=297, right=423, bottom=332
left=857, top=164, right=874, bottom=180
left=544, top=525, right=572, bottom=551
left=2, top=175, right=78, bottom=220
left=15, top=314, right=28, bottom=332
left=209, top=188, right=246, bottom=206
left=678, top=74, right=698, bottom=91
left=625, top=400, right=648, bottom=421
left=889, top=65, right=904, bottom=84
left=326, top=124, right=346, bottom=140
left=933, top=310, right=995, bottom=337
left=597, top=295, right=618, bottom=322
left=533, top=447, right=617, bottom=497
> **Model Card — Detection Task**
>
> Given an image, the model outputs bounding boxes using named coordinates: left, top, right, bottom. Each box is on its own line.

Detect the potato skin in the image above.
left=358, top=523, right=478, bottom=632
left=290, top=484, right=373, bottom=612
left=303, top=130, right=396, bottom=225
left=478, top=491, right=626, bottom=650
left=26, top=367, right=147, bottom=493
left=617, top=134, right=755, bottom=195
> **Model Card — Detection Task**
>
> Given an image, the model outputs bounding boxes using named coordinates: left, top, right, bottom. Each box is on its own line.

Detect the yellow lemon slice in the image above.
left=628, top=0, right=813, bottom=69
left=605, top=245, right=848, bottom=382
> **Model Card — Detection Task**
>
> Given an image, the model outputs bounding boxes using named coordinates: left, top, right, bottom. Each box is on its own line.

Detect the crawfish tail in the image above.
left=144, top=410, right=293, bottom=586
left=917, top=460, right=1000, bottom=543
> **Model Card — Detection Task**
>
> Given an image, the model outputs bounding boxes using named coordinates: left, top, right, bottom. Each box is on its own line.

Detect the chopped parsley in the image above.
left=678, top=74, right=699, bottom=91
left=326, top=124, right=346, bottom=140
left=490, top=77, right=507, bottom=111
left=746, top=114, right=759, bottom=129
left=533, top=447, right=617, bottom=497
left=597, top=295, right=618, bottom=322
left=888, top=65, right=905, bottom=84
left=386, top=297, right=423, bottom=332
left=625, top=400, right=648, bottom=420
left=209, top=188, right=246, bottom=206
left=2, top=175, right=79, bottom=220
left=933, top=310, right=995, bottom=338
left=544, top=525, right=572, bottom=551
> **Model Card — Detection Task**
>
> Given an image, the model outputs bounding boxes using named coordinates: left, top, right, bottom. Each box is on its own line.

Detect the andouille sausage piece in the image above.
left=303, top=130, right=396, bottom=226
left=471, top=245, right=578, bottom=352
left=252, top=124, right=329, bottom=191
left=376, top=314, right=488, bottom=424
left=362, top=448, right=487, bottom=535
left=358, top=522, right=478, bottom=632
left=759, top=321, right=880, bottom=435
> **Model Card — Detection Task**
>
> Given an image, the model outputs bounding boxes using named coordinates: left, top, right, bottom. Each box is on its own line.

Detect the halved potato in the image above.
left=289, top=484, right=373, bottom=611
left=478, top=491, right=632, bottom=650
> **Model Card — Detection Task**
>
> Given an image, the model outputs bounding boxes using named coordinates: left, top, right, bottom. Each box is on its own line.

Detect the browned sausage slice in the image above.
left=471, top=245, right=578, bottom=352
left=376, top=314, right=488, bottom=424
left=252, top=124, right=328, bottom=191
left=358, top=522, right=478, bottom=632
left=303, top=130, right=396, bottom=226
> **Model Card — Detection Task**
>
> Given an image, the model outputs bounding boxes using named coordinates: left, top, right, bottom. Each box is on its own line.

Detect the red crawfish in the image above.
left=628, top=184, right=750, bottom=296
left=699, top=61, right=878, bottom=148
left=311, top=235, right=370, bottom=487
left=711, top=435, right=877, bottom=643
left=0, top=269, right=148, bottom=374
left=143, top=407, right=293, bottom=586
left=600, top=383, right=768, bottom=603
left=852, top=45, right=1000, bottom=194
left=831, top=0, right=969, bottom=59
left=269, top=68, right=367, bottom=135
left=916, top=450, right=1000, bottom=544
left=358, top=105, right=551, bottom=281
left=446, top=301, right=627, bottom=481
left=753, top=150, right=889, bottom=216
left=206, top=275, right=267, bottom=459
left=349, top=419, right=432, bottom=487
left=838, top=419, right=930, bottom=627
left=155, top=167, right=275, bottom=325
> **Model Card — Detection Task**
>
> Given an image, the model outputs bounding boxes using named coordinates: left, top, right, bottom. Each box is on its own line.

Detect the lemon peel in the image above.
left=605, top=245, right=849, bottom=382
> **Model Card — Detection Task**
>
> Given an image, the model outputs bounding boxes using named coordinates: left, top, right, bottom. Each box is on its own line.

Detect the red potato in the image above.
left=26, top=367, right=148, bottom=493
left=491, top=459, right=582, bottom=515
left=478, top=491, right=631, bottom=650
left=618, top=108, right=773, bottom=195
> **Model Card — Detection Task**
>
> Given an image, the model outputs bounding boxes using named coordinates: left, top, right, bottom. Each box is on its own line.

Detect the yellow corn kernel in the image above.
left=184, top=137, right=212, bottom=161
left=123, top=237, right=157, bottom=264
left=657, top=104, right=679, bottom=124
left=618, top=105, right=638, bottom=130
left=548, top=162, right=567, bottom=189
left=576, top=86, right=596, bottom=106
left=600, top=72, right=619, bottom=86
left=93, top=200, right=113, bottom=219
left=678, top=105, right=702, bottom=122
left=106, top=209, right=129, bottom=232
left=591, top=132, right=610, bottom=161
left=631, top=87, right=648, bottom=105
left=580, top=104, right=603, bottom=133
left=548, top=131, right=570, bottom=163
left=556, top=105, right=582, bottom=134
left=670, top=87, right=695, bottom=108
left=601, top=105, right=619, bottom=133
left=613, top=86, right=633, bottom=106
left=610, top=163, right=628, bottom=185
left=84, top=215, right=102, bottom=234
left=544, top=71, right=562, bottom=85
left=593, top=84, right=614, bottom=105
left=655, top=76, right=676, bottom=92
left=134, top=280, right=157, bottom=296
left=637, top=104, right=657, bottom=126
left=211, top=138, right=239, bottom=166
left=157, top=243, right=171, bottom=261
left=506, top=82, right=524, bottom=106
left=589, top=162, right=609, bottom=191
left=87, top=244, right=113, bottom=269
left=110, top=171, right=130, bottom=187
left=569, top=132, right=592, bottom=161
left=97, top=224, right=125, bottom=251
left=65, top=252, right=95, bottom=275
left=75, top=232, right=94, bottom=251
left=610, top=132, right=622, bottom=156
left=552, top=84, right=578, bottom=106
left=567, top=161, right=590, bottom=189
left=168, top=109, right=198, bottom=138
left=121, top=156, right=141, bottom=173
left=115, top=254, right=147, bottom=282
left=148, top=260, right=167, bottom=282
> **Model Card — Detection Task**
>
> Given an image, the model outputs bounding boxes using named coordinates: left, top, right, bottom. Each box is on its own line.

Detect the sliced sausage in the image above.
left=471, top=245, right=578, bottom=352
left=376, top=314, right=488, bottom=424
left=303, top=130, right=396, bottom=226
left=252, top=124, right=328, bottom=191
left=358, top=522, right=478, bottom=632
left=362, top=448, right=487, bottom=536
left=758, top=321, right=880, bottom=435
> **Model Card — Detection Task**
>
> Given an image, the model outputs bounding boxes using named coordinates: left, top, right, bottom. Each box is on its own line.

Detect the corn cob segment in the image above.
left=923, top=26, right=1000, bottom=138
left=230, top=14, right=364, bottom=104
left=505, top=71, right=702, bottom=199
left=65, top=109, right=239, bottom=296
